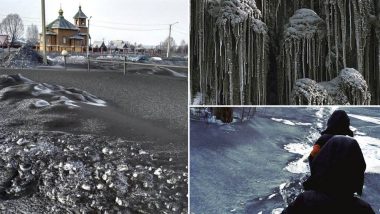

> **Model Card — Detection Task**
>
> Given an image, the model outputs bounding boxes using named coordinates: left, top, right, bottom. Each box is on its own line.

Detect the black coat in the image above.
left=308, top=110, right=354, bottom=163
left=282, top=190, right=374, bottom=214
left=283, top=136, right=375, bottom=214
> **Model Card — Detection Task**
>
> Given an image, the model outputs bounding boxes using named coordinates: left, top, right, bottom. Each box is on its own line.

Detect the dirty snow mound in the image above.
left=3, top=45, right=43, bottom=68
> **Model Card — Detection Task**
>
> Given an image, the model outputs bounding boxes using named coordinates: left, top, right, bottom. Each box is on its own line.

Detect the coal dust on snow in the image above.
left=0, top=74, right=187, bottom=213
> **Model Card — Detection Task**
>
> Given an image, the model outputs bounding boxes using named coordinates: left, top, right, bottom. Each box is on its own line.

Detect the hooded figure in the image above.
left=282, top=136, right=374, bottom=214
left=309, top=110, right=354, bottom=162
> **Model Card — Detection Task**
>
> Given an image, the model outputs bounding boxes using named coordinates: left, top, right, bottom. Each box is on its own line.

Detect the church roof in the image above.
left=47, top=9, right=78, bottom=30
left=73, top=6, right=88, bottom=19
left=70, top=34, right=84, bottom=40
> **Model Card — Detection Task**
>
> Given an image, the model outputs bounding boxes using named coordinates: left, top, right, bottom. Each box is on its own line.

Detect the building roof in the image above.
left=109, top=40, right=128, bottom=49
left=46, top=31, right=57, bottom=35
left=93, top=41, right=106, bottom=48
left=70, top=35, right=84, bottom=40
left=73, top=6, right=88, bottom=19
left=47, top=9, right=78, bottom=30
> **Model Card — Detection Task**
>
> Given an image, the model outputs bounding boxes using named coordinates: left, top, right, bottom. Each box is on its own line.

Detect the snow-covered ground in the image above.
left=0, top=73, right=188, bottom=213
left=190, top=107, right=380, bottom=213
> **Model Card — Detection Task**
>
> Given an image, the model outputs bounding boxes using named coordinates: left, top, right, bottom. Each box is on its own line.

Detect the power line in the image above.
left=173, top=30, right=188, bottom=35
left=91, top=24, right=168, bottom=31
left=0, top=13, right=175, bottom=29
left=94, top=19, right=170, bottom=26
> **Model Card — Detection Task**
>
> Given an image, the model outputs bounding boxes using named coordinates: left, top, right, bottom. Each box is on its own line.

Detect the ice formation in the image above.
left=192, top=0, right=268, bottom=105
left=279, top=9, right=325, bottom=104
left=191, top=0, right=380, bottom=104
left=292, top=68, right=371, bottom=105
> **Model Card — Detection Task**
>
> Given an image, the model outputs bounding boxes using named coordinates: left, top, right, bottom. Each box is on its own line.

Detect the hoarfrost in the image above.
left=292, top=68, right=371, bottom=105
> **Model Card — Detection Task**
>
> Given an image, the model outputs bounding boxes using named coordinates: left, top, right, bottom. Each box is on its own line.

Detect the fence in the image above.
left=86, top=56, right=188, bottom=75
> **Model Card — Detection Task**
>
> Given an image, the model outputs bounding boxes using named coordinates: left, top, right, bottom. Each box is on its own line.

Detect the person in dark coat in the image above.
left=308, top=110, right=354, bottom=163
left=282, top=136, right=375, bottom=214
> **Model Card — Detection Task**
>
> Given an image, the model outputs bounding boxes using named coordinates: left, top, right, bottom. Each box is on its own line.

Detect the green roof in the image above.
left=47, top=9, right=78, bottom=30
left=73, top=6, right=88, bottom=19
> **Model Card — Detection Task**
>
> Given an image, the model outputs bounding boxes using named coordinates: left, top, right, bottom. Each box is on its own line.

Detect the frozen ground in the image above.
left=190, top=107, right=380, bottom=214
left=0, top=72, right=188, bottom=212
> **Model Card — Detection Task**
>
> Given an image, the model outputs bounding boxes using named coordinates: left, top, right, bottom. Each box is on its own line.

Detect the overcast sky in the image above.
left=1, top=0, right=189, bottom=46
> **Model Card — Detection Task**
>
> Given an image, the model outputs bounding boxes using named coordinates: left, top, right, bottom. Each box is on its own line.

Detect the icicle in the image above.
left=352, top=0, right=362, bottom=73
left=334, top=3, right=339, bottom=74
left=325, top=2, right=332, bottom=77
left=338, top=0, right=347, bottom=68
left=349, top=0, right=353, bottom=50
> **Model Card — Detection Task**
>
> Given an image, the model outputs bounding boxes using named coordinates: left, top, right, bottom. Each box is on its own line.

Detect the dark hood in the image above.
left=321, top=110, right=354, bottom=137
left=303, top=136, right=366, bottom=197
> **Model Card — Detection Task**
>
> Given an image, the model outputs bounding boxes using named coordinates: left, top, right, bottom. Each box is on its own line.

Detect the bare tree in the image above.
left=177, top=40, right=188, bottom=55
left=26, top=24, right=39, bottom=44
left=161, top=36, right=176, bottom=54
left=0, top=14, right=24, bottom=48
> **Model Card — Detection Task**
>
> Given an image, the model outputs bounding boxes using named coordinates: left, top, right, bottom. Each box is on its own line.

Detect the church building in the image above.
left=39, top=6, right=89, bottom=53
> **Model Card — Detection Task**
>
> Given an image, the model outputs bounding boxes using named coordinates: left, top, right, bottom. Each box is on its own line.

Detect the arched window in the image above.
left=63, top=37, right=66, bottom=44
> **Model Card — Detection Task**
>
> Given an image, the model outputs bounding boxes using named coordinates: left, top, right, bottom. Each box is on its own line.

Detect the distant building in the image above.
left=92, top=41, right=107, bottom=53
left=138, top=45, right=162, bottom=56
left=108, top=40, right=129, bottom=53
left=0, top=35, right=9, bottom=48
left=39, top=6, right=89, bottom=53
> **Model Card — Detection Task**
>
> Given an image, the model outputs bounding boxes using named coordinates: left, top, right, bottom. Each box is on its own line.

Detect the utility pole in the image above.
left=167, top=22, right=178, bottom=58
left=87, top=16, right=92, bottom=58
left=41, top=0, right=47, bottom=64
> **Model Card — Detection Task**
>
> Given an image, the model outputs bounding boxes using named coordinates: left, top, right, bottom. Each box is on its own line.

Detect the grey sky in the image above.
left=1, top=0, right=189, bottom=46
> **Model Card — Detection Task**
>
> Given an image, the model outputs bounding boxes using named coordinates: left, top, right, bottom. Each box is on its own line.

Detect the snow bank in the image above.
left=2, top=45, right=43, bottom=68
left=356, top=135, right=380, bottom=174
left=49, top=55, right=87, bottom=64
left=0, top=74, right=106, bottom=108
left=348, top=114, right=380, bottom=125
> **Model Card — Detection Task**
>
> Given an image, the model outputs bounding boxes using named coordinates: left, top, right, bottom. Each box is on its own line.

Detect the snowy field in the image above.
left=190, top=107, right=380, bottom=214
left=0, top=73, right=188, bottom=212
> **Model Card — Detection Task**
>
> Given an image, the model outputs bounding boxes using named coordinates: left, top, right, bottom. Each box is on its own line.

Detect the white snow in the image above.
left=284, top=154, right=310, bottom=174
left=348, top=114, right=380, bottom=125
left=284, top=143, right=310, bottom=155
left=271, top=208, right=284, bottom=214
left=271, top=118, right=312, bottom=126
left=279, top=183, right=287, bottom=191
left=192, top=92, right=202, bottom=105
left=150, top=57, right=162, bottom=61
left=355, top=136, right=380, bottom=174
left=268, top=193, right=277, bottom=199
left=33, top=100, right=50, bottom=108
